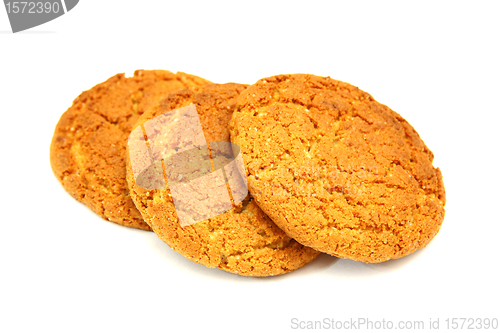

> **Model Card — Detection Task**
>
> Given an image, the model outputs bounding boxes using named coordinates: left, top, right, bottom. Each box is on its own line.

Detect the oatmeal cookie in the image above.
left=230, top=74, right=446, bottom=263
left=126, top=83, right=320, bottom=275
left=50, top=70, right=209, bottom=230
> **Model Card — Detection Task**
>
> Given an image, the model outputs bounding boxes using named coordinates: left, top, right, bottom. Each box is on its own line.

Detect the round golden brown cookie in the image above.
left=229, top=74, right=446, bottom=263
left=126, top=83, right=320, bottom=276
left=50, top=70, right=210, bottom=230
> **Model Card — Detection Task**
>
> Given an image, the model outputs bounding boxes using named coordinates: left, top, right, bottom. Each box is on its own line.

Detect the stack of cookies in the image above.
left=50, top=70, right=446, bottom=276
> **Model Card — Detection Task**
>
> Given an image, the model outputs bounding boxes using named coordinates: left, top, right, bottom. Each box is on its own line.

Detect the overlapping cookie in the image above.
left=230, top=74, right=446, bottom=263
left=126, top=83, right=320, bottom=276
left=50, top=70, right=209, bottom=230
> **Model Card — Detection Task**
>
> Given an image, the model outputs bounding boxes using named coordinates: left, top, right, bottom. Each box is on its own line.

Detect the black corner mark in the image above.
left=4, top=0, right=79, bottom=33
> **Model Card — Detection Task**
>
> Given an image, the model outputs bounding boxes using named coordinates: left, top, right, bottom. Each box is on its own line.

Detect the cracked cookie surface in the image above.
left=229, top=74, right=446, bottom=263
left=126, top=83, right=320, bottom=276
left=50, top=70, right=209, bottom=230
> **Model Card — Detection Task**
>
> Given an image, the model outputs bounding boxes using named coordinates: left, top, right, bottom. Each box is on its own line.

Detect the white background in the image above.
left=1, top=1, right=499, bottom=332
